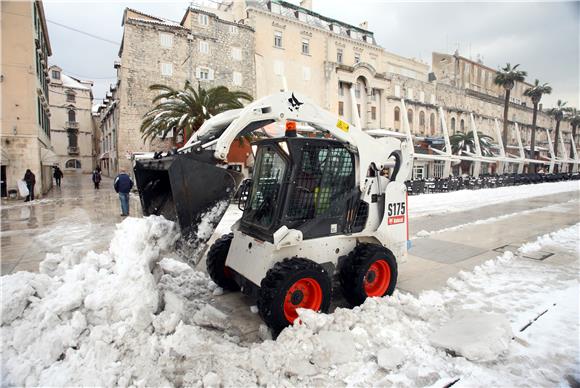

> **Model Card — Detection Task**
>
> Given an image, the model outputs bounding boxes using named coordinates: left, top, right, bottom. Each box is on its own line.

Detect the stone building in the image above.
left=96, top=82, right=120, bottom=177
left=48, top=66, right=96, bottom=174
left=1, top=0, right=54, bottom=198
left=385, top=52, right=573, bottom=178
left=103, top=7, right=256, bottom=174
left=221, top=0, right=429, bottom=129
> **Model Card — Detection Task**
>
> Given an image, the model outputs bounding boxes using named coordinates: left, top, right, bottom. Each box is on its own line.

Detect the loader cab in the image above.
left=240, top=137, right=360, bottom=242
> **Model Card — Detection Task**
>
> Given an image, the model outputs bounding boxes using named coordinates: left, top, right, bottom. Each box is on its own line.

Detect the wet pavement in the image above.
left=1, top=173, right=142, bottom=274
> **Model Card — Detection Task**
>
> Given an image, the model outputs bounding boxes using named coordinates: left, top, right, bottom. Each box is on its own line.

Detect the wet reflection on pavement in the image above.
left=1, top=173, right=142, bottom=274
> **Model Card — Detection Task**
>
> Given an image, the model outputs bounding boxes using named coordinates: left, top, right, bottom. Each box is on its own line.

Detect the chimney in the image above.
left=300, top=0, right=312, bottom=10
left=359, top=21, right=368, bottom=30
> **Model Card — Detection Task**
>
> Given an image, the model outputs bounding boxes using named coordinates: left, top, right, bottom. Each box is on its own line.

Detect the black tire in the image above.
left=339, top=243, right=398, bottom=306
left=206, top=233, right=240, bottom=291
left=258, top=258, right=331, bottom=333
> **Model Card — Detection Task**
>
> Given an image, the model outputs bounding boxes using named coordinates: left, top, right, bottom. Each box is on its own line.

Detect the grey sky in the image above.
left=44, top=0, right=579, bottom=108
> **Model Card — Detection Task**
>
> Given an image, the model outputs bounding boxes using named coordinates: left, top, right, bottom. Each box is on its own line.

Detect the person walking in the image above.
left=53, top=167, right=63, bottom=187
left=92, top=168, right=102, bottom=189
left=23, top=169, right=35, bottom=202
left=114, top=169, right=133, bottom=216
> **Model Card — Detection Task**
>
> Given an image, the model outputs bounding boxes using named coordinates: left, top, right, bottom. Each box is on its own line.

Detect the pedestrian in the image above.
left=23, top=169, right=35, bottom=202
left=114, top=168, right=133, bottom=216
left=53, top=166, right=63, bottom=187
left=92, top=168, right=102, bottom=189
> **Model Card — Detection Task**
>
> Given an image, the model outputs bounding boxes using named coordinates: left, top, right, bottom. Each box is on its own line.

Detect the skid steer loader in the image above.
left=134, top=92, right=413, bottom=332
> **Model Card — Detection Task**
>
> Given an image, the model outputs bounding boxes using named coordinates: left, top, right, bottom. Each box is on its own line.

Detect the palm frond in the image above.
left=140, top=82, right=254, bottom=144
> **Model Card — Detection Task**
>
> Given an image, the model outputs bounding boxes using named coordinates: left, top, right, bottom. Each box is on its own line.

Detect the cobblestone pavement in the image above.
left=1, top=173, right=142, bottom=274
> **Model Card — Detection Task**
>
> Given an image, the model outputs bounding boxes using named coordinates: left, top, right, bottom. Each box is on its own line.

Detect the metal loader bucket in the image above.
left=134, top=151, right=243, bottom=242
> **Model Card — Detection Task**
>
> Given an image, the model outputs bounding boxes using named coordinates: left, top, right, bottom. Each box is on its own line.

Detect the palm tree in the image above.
left=449, top=131, right=495, bottom=174
left=449, top=131, right=495, bottom=156
left=140, top=81, right=253, bottom=144
left=568, top=108, right=580, bottom=160
left=548, top=100, right=567, bottom=171
left=523, top=80, right=551, bottom=164
left=494, top=63, right=527, bottom=148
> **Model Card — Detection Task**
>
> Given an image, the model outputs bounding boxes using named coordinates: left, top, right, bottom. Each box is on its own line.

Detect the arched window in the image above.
left=394, top=107, right=400, bottom=130
left=451, top=117, right=456, bottom=133
left=430, top=112, right=436, bottom=135
left=68, top=109, right=76, bottom=123
left=419, top=111, right=426, bottom=133
left=460, top=119, right=465, bottom=132
left=65, top=159, right=81, bottom=169
left=407, top=109, right=413, bottom=130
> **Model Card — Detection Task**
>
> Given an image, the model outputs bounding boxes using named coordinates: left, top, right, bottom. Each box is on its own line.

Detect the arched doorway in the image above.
left=355, top=76, right=368, bottom=128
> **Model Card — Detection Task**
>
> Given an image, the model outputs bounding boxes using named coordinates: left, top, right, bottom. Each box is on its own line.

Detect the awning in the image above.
left=100, top=152, right=110, bottom=159
left=40, top=147, right=59, bottom=166
left=1, top=148, right=10, bottom=166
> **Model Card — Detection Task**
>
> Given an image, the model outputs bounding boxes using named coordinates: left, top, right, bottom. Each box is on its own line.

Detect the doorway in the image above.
left=1, top=166, right=7, bottom=197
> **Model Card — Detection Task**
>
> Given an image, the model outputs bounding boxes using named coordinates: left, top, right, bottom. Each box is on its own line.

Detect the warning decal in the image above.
left=388, top=215, right=405, bottom=225
left=336, top=119, right=349, bottom=132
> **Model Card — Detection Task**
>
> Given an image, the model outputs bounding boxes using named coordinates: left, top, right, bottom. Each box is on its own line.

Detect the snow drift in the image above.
left=1, top=217, right=578, bottom=386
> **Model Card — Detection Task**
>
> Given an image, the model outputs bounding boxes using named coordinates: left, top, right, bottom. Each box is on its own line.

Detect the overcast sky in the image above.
left=43, top=0, right=579, bottom=109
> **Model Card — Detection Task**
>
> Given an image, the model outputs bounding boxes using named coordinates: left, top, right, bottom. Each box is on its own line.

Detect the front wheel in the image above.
left=258, top=258, right=331, bottom=333
left=206, top=233, right=240, bottom=291
left=340, top=244, right=398, bottom=306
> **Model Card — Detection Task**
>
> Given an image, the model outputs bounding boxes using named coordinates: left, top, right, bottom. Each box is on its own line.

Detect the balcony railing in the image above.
left=67, top=146, right=79, bottom=155
left=66, top=121, right=79, bottom=129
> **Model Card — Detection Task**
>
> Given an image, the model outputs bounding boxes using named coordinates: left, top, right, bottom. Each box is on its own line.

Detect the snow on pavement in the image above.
left=413, top=199, right=578, bottom=238
left=410, top=180, right=579, bottom=218
left=1, top=215, right=578, bottom=386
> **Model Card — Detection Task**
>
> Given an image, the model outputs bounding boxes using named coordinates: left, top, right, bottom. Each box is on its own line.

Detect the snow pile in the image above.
left=410, top=180, right=579, bottom=217
left=519, top=223, right=580, bottom=254
left=2, top=217, right=579, bottom=386
left=1, top=216, right=188, bottom=386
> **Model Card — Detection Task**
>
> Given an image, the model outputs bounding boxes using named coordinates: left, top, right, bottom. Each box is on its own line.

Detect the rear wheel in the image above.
left=340, top=244, right=398, bottom=306
left=206, top=233, right=240, bottom=291
left=258, top=258, right=331, bottom=333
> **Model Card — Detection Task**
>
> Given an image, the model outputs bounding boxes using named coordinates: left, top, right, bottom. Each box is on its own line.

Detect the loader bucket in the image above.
left=134, top=151, right=243, bottom=243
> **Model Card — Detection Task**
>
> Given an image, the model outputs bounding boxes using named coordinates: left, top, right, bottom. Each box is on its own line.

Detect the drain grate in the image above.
left=493, top=243, right=554, bottom=261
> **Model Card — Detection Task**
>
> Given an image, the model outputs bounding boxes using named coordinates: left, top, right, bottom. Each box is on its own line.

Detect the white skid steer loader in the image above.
left=134, top=92, right=413, bottom=332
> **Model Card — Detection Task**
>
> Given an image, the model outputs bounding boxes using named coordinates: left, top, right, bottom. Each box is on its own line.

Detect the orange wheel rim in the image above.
left=283, top=278, right=323, bottom=323
left=364, top=259, right=391, bottom=297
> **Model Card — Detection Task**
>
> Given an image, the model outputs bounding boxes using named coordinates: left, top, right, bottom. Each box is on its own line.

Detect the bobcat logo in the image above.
left=287, top=93, right=303, bottom=112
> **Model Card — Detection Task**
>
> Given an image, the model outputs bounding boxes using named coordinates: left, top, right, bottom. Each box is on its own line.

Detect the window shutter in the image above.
left=195, top=67, right=201, bottom=79
left=208, top=68, right=214, bottom=80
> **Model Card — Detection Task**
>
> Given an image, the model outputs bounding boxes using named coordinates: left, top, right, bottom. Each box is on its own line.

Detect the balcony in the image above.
left=67, top=146, right=79, bottom=155
left=66, top=121, right=79, bottom=129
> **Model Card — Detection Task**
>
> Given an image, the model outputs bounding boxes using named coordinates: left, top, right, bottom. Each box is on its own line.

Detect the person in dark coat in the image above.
left=23, top=169, right=35, bottom=202
left=92, top=169, right=102, bottom=189
left=53, top=167, right=63, bottom=187
left=114, top=169, right=134, bottom=216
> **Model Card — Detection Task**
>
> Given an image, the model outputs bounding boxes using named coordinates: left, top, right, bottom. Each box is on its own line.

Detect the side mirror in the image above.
left=237, top=178, right=252, bottom=211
